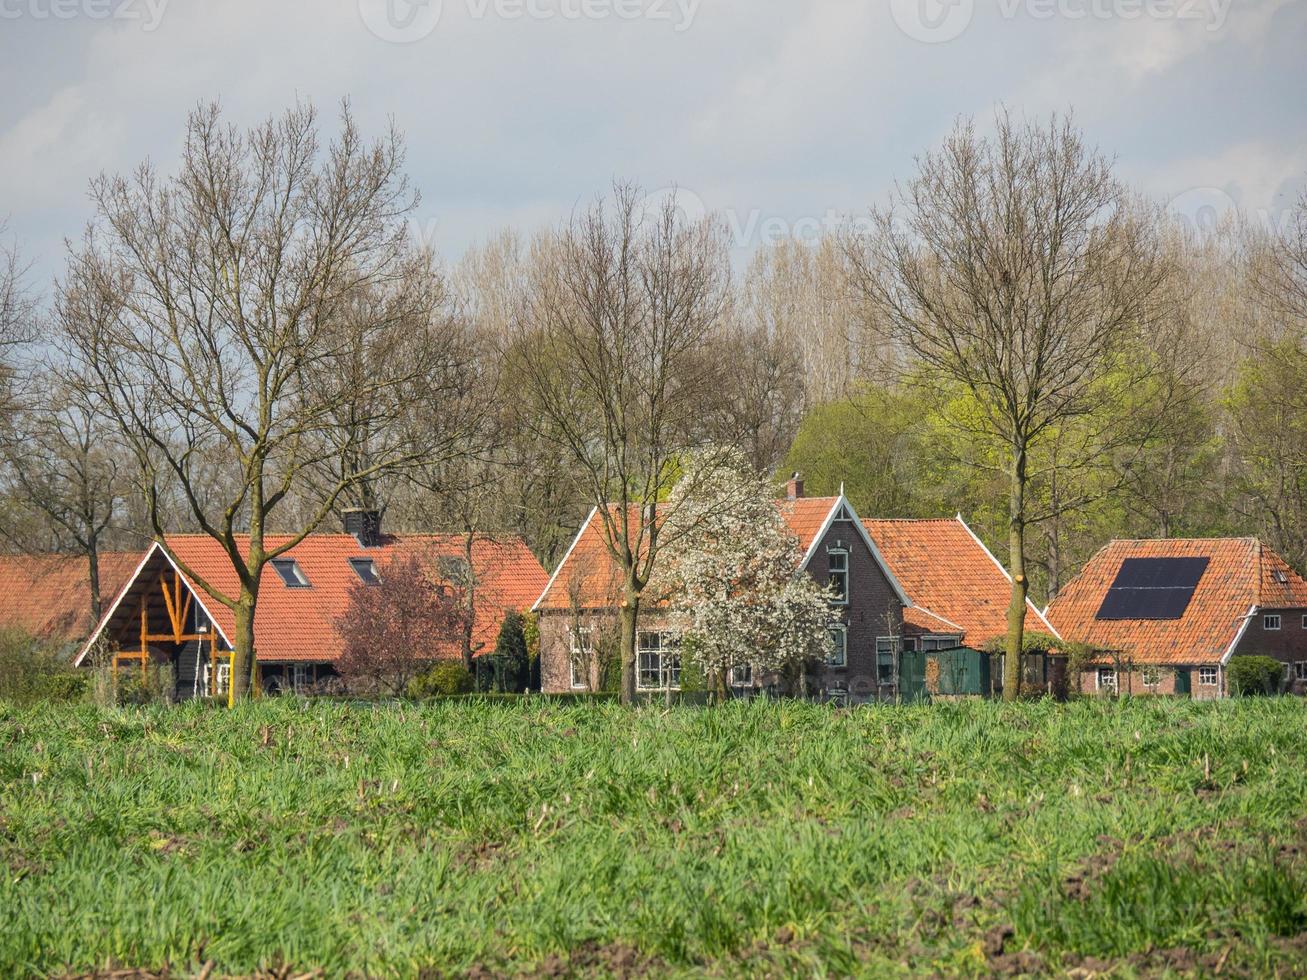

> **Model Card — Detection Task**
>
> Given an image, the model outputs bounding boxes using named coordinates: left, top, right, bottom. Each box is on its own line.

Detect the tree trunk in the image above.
left=231, top=593, right=257, bottom=705
left=1003, top=444, right=1029, bottom=703
left=460, top=530, right=477, bottom=672
left=87, top=541, right=103, bottom=624
left=619, top=588, right=639, bottom=705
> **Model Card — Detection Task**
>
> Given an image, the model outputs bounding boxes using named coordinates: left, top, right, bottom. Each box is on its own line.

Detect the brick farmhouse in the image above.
left=533, top=479, right=1053, bottom=703
left=1046, top=538, right=1307, bottom=698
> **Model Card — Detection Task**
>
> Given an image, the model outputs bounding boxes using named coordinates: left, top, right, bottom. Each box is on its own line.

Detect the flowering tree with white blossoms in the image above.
left=653, top=453, right=835, bottom=698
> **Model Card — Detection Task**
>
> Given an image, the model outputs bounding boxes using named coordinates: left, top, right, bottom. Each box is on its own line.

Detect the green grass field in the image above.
left=3, top=697, right=1306, bottom=978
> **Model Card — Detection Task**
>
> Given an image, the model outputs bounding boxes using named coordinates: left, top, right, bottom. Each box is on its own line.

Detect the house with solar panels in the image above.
left=1046, top=538, right=1307, bottom=698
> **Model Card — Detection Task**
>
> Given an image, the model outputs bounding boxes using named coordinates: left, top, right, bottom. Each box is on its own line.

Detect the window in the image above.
left=1264, top=614, right=1282, bottom=631
left=637, top=632, right=681, bottom=690
left=1097, top=667, right=1117, bottom=691
left=876, top=637, right=897, bottom=686
left=201, top=661, right=231, bottom=696
left=1294, top=662, right=1307, bottom=681
left=1199, top=667, right=1218, bottom=686
left=271, top=558, right=310, bottom=588
left=1142, top=666, right=1162, bottom=690
left=730, top=663, right=753, bottom=687
left=348, top=558, right=380, bottom=585
left=1273, top=569, right=1289, bottom=585
left=1301, top=615, right=1307, bottom=630
left=292, top=664, right=312, bottom=693
left=827, top=550, right=848, bottom=605
left=922, top=635, right=962, bottom=652
left=827, top=689, right=849, bottom=707
left=569, top=627, right=593, bottom=690
left=827, top=626, right=847, bottom=667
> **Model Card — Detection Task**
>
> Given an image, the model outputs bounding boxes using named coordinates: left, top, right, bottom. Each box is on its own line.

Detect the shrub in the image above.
left=491, top=611, right=530, bottom=693
left=0, top=628, right=87, bottom=705
left=1228, top=655, right=1285, bottom=697
left=408, top=661, right=475, bottom=698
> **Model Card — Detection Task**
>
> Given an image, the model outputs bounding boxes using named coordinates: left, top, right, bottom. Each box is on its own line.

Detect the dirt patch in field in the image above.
left=462, top=940, right=663, bottom=979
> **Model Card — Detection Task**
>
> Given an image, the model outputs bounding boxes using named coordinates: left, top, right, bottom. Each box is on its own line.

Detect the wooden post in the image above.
left=139, top=603, right=148, bottom=682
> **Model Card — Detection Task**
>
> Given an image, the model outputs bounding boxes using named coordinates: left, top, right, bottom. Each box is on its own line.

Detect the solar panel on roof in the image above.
left=1094, top=556, right=1210, bottom=621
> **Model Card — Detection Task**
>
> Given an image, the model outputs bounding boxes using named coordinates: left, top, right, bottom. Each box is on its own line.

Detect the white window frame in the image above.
left=636, top=631, right=681, bottom=691
left=292, top=664, right=311, bottom=694
left=729, top=663, right=753, bottom=687
left=1293, top=661, right=1307, bottom=681
left=1301, top=615, right=1307, bottom=630
left=210, top=661, right=231, bottom=696
left=827, top=549, right=849, bottom=606
left=1096, top=667, right=1117, bottom=691
left=1199, top=666, right=1219, bottom=687
left=568, top=627, right=593, bottom=690
left=827, top=689, right=849, bottom=707
left=875, top=636, right=897, bottom=686
left=1264, top=614, right=1282, bottom=631
left=1141, top=665, right=1162, bottom=690
left=827, top=625, right=848, bottom=667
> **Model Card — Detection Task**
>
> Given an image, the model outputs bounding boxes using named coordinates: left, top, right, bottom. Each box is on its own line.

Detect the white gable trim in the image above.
left=955, top=514, right=1061, bottom=639
left=801, top=495, right=913, bottom=608
left=73, top=541, right=234, bottom=667
left=532, top=506, right=598, bottom=612
left=1220, top=606, right=1258, bottom=666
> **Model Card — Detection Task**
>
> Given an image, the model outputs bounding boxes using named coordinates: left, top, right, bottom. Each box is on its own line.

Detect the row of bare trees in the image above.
left=0, top=100, right=1302, bottom=703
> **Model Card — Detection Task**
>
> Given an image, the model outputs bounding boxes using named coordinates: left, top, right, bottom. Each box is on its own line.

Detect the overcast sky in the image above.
left=1, top=0, right=1304, bottom=292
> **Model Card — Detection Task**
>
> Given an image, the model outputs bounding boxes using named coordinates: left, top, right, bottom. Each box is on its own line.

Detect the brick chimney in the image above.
left=785, top=472, right=804, bottom=500
left=343, top=508, right=383, bottom=548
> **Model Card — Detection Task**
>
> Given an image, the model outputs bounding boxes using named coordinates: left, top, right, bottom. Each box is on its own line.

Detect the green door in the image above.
left=901, top=649, right=929, bottom=703
left=1174, top=668, right=1191, bottom=696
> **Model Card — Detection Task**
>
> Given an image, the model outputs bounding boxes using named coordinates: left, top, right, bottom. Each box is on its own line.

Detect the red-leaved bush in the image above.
left=334, top=553, right=469, bottom=695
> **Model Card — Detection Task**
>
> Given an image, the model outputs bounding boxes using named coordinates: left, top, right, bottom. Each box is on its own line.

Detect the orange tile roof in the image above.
left=533, top=498, right=843, bottom=612
left=81, top=534, right=547, bottom=664
left=902, top=604, right=966, bottom=636
left=0, top=552, right=139, bottom=646
left=862, top=517, right=1056, bottom=648
left=1045, top=537, right=1307, bottom=665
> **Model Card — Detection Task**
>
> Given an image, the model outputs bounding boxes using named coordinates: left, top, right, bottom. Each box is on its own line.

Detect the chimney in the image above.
left=785, top=472, right=804, bottom=500
left=343, top=508, right=383, bottom=548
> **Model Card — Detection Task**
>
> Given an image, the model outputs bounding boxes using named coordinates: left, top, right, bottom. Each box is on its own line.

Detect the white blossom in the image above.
left=653, top=452, right=835, bottom=679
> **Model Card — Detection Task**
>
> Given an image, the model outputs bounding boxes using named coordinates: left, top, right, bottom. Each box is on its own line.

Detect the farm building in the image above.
left=1045, top=538, right=1307, bottom=698
left=533, top=478, right=1055, bottom=702
left=0, top=551, right=140, bottom=649
left=71, top=512, right=548, bottom=699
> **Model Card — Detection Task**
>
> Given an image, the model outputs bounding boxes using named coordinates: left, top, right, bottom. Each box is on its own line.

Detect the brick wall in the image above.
left=538, top=511, right=905, bottom=700
left=1076, top=664, right=1226, bottom=699
left=806, top=514, right=904, bottom=703
left=1232, top=608, right=1307, bottom=671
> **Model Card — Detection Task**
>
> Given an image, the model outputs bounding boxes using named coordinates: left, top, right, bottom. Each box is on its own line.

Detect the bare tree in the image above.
left=57, top=101, right=472, bottom=702
left=845, top=112, right=1174, bottom=700
left=507, top=184, right=734, bottom=702
left=0, top=373, right=133, bottom=620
